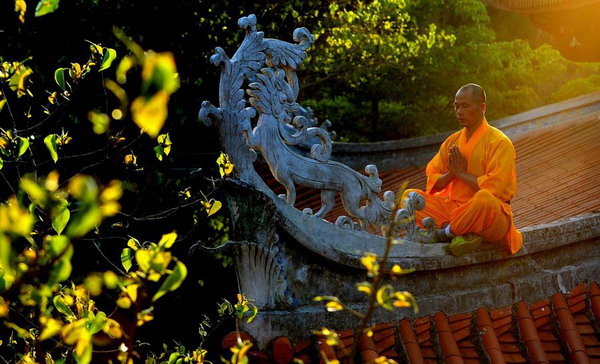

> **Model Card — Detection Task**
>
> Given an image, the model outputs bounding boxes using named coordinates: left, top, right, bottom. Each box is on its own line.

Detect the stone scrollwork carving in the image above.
left=396, top=191, right=436, bottom=243
left=199, top=14, right=435, bottom=240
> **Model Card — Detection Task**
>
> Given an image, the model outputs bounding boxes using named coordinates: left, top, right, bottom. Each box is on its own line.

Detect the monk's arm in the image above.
left=453, top=171, right=480, bottom=191
left=430, top=172, right=454, bottom=193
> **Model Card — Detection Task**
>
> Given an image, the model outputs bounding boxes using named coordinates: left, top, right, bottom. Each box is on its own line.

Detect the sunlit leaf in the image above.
left=52, top=198, right=70, bottom=234
left=87, top=111, right=109, bottom=134
left=154, top=145, right=164, bottom=161
left=66, top=205, right=101, bottom=238
left=19, top=177, right=47, bottom=209
left=141, top=51, right=179, bottom=95
left=158, top=231, right=177, bottom=249
left=357, top=281, right=373, bottom=295
left=127, top=237, right=140, bottom=250
left=53, top=295, right=75, bottom=317
left=135, top=250, right=151, bottom=273
left=123, top=152, right=137, bottom=166
left=9, top=65, right=32, bottom=97
left=0, top=297, right=8, bottom=317
left=35, top=0, right=60, bottom=17
left=61, top=320, right=92, bottom=364
left=67, top=175, right=98, bottom=201
left=44, top=134, right=59, bottom=163
left=325, top=301, right=343, bottom=312
left=168, top=353, right=182, bottom=364
left=116, top=55, right=135, bottom=84
left=15, top=0, right=27, bottom=23
left=49, top=246, right=73, bottom=283
left=130, top=92, right=169, bottom=138
left=39, top=317, right=62, bottom=341
left=202, top=199, right=222, bottom=217
left=116, top=296, right=131, bottom=309
left=158, top=133, right=172, bottom=153
left=84, top=274, right=103, bottom=296
left=120, top=248, right=133, bottom=272
left=5, top=322, right=34, bottom=340
left=246, top=304, right=258, bottom=323
left=216, top=152, right=234, bottom=177
left=47, top=235, right=69, bottom=257
left=54, top=68, right=66, bottom=91
left=16, top=137, right=29, bottom=158
left=99, top=48, right=117, bottom=71
left=153, top=260, right=187, bottom=301
left=136, top=310, right=153, bottom=326
left=102, top=318, right=122, bottom=339
left=88, top=311, right=107, bottom=334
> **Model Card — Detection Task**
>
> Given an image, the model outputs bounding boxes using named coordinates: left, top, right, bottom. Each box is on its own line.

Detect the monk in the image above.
left=403, top=83, right=522, bottom=256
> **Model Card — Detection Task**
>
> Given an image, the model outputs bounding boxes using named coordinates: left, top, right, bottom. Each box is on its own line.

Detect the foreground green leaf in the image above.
left=44, top=134, right=59, bottom=162
left=153, top=260, right=187, bottom=301
left=54, top=68, right=66, bottom=91
left=99, top=48, right=117, bottom=71
left=16, top=137, right=29, bottom=158
left=35, top=0, right=60, bottom=17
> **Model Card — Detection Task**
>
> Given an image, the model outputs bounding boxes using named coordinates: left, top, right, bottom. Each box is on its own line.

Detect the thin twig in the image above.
left=92, top=240, right=127, bottom=276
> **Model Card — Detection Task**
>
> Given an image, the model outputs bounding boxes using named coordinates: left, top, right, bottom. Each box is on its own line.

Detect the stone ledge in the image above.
left=273, top=192, right=600, bottom=271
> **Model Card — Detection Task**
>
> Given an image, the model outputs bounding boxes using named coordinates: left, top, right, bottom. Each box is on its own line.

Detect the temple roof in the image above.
left=261, top=95, right=600, bottom=231
left=224, top=281, right=600, bottom=363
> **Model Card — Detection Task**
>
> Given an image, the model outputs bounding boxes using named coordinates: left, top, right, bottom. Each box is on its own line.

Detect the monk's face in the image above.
left=454, top=90, right=485, bottom=129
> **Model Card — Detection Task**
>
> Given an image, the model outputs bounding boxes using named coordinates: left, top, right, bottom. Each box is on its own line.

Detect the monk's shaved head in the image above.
left=457, top=83, right=486, bottom=104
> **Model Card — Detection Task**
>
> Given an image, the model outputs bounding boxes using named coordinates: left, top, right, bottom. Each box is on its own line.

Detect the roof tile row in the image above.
left=223, top=281, right=600, bottom=364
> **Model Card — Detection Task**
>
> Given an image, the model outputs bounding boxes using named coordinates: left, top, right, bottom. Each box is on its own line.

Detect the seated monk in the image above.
left=403, top=83, right=522, bottom=256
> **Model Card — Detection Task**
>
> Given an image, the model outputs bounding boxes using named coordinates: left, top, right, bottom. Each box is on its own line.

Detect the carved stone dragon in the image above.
left=199, top=14, right=435, bottom=240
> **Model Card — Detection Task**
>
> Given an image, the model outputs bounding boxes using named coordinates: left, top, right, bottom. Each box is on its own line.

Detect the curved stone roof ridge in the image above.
left=271, top=188, right=600, bottom=270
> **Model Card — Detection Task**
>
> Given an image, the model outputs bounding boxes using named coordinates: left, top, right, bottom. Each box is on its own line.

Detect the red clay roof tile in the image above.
left=450, top=319, right=472, bottom=332
left=271, top=337, right=295, bottom=364
left=533, top=315, right=552, bottom=329
left=490, top=307, right=512, bottom=320
left=516, top=302, right=549, bottom=364
left=453, top=326, right=472, bottom=343
left=450, top=312, right=473, bottom=322
left=552, top=293, right=591, bottom=363
left=476, top=308, right=506, bottom=364
left=248, top=350, right=274, bottom=364
left=360, top=349, right=379, bottom=363
left=399, top=319, right=426, bottom=364
left=222, top=331, right=255, bottom=349
left=530, top=300, right=550, bottom=311
left=374, top=334, right=395, bottom=351
left=316, top=338, right=337, bottom=364
left=239, top=283, right=600, bottom=363
left=568, top=283, right=588, bottom=298
left=358, top=334, right=378, bottom=353
left=295, top=340, right=312, bottom=354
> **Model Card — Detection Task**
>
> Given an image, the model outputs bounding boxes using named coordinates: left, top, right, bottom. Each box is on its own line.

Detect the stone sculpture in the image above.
left=199, top=14, right=435, bottom=240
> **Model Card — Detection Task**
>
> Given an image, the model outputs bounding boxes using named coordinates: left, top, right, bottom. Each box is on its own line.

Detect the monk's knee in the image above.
left=471, top=189, right=498, bottom=209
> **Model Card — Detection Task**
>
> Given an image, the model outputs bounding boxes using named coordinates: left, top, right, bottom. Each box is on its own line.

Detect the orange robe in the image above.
left=404, top=118, right=522, bottom=254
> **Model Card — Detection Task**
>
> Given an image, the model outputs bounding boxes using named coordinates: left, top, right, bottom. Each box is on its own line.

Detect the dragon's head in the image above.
left=248, top=68, right=296, bottom=119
